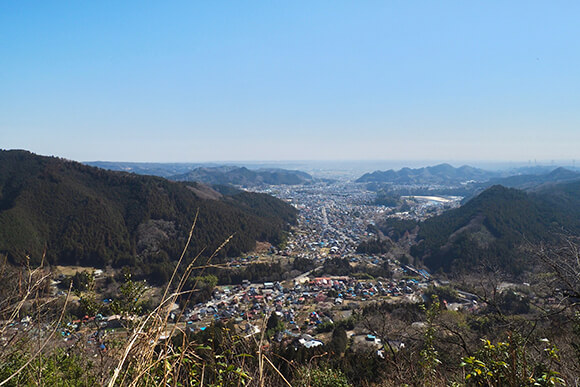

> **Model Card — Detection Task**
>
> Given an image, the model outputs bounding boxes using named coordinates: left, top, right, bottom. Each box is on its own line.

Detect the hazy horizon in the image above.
left=83, top=156, right=578, bottom=174
left=6, top=148, right=577, bottom=173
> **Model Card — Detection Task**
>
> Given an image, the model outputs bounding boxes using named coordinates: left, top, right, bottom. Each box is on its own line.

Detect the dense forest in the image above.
left=394, top=183, right=580, bottom=275
left=0, top=150, right=297, bottom=280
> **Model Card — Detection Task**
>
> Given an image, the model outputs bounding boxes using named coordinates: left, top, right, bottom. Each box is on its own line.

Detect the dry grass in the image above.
left=0, top=216, right=299, bottom=387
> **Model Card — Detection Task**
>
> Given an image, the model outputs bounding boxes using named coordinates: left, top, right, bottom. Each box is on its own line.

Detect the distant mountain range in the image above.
left=85, top=162, right=315, bottom=186
left=0, top=150, right=297, bottom=282
left=170, top=166, right=314, bottom=186
left=482, top=167, right=580, bottom=191
left=356, top=163, right=499, bottom=185
left=359, top=163, right=580, bottom=201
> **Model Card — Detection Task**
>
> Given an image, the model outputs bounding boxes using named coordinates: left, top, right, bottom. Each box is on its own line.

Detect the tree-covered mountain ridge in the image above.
left=356, top=163, right=498, bottom=185
left=170, top=166, right=314, bottom=186
left=0, top=150, right=297, bottom=278
left=357, top=164, right=580, bottom=199
left=392, top=182, right=580, bottom=274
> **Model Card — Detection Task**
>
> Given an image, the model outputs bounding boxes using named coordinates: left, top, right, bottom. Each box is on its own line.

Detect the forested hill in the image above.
left=356, top=163, right=497, bottom=185
left=170, top=166, right=314, bottom=186
left=407, top=183, right=580, bottom=275
left=0, top=150, right=297, bottom=280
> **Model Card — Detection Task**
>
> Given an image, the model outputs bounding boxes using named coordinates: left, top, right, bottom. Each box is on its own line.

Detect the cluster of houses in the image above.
left=177, top=271, right=432, bottom=348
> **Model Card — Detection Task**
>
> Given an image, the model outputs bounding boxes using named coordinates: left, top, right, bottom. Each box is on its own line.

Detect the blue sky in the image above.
left=1, top=1, right=579, bottom=163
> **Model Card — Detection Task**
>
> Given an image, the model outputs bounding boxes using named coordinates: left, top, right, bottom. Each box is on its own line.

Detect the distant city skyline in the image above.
left=2, top=2, right=579, bottom=163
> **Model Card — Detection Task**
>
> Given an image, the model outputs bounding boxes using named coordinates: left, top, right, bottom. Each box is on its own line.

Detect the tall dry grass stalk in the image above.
left=0, top=214, right=292, bottom=386
left=107, top=212, right=204, bottom=386
left=106, top=212, right=271, bottom=386
left=0, top=253, right=74, bottom=386
left=105, top=214, right=293, bottom=386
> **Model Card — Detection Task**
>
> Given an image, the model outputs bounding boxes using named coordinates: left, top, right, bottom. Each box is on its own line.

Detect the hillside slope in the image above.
left=405, top=183, right=580, bottom=274
left=0, top=150, right=296, bottom=280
